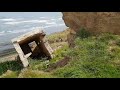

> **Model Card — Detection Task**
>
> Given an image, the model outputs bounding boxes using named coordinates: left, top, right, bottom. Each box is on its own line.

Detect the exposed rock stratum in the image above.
left=62, top=12, right=120, bottom=47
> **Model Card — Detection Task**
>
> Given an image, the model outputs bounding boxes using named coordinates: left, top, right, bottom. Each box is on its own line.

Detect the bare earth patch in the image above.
left=47, top=56, right=70, bottom=72
left=0, top=53, right=18, bottom=63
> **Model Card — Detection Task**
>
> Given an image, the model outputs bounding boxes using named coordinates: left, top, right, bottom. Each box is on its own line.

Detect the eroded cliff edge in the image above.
left=62, top=12, right=120, bottom=47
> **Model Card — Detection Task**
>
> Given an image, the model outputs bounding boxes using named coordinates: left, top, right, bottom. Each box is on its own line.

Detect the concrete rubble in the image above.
left=11, top=29, right=54, bottom=67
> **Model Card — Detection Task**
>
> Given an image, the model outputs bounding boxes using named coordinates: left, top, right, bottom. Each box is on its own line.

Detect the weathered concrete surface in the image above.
left=62, top=12, right=120, bottom=47
left=11, top=29, right=53, bottom=67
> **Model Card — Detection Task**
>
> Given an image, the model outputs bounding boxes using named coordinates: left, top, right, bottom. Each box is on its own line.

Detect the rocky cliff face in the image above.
left=62, top=12, right=120, bottom=47
left=62, top=12, right=120, bottom=34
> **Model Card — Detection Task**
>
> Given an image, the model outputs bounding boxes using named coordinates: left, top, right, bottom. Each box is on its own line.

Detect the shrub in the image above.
left=76, top=28, right=91, bottom=39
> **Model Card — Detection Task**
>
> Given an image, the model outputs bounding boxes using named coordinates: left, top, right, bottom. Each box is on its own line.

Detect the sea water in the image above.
left=0, top=12, right=67, bottom=53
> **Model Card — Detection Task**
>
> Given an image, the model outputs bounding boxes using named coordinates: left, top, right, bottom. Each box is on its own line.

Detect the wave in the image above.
left=3, top=17, right=63, bottom=25
left=0, top=31, right=5, bottom=34
left=4, top=20, right=48, bottom=25
left=0, top=18, right=16, bottom=21
left=44, top=24, right=65, bottom=28
left=0, top=16, right=65, bottom=36
left=0, top=23, right=65, bottom=36
left=46, top=22, right=56, bottom=25
left=0, top=31, right=5, bottom=36
left=39, top=17, right=46, bottom=19
left=58, top=18, right=62, bottom=20
left=50, top=19, right=57, bottom=21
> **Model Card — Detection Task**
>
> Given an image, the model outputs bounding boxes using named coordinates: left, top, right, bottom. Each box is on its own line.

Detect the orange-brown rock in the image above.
left=62, top=12, right=120, bottom=34
left=62, top=12, right=120, bottom=47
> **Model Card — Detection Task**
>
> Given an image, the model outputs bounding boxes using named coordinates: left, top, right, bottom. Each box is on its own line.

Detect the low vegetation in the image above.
left=53, top=33, right=120, bottom=78
left=1, top=29, right=120, bottom=78
left=46, top=29, right=69, bottom=44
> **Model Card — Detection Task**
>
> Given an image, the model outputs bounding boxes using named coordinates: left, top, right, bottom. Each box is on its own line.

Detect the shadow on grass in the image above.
left=0, top=61, right=23, bottom=75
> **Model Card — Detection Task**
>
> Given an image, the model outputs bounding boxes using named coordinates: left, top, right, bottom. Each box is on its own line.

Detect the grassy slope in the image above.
left=0, top=30, right=69, bottom=78
left=53, top=33, right=120, bottom=78
left=1, top=30, right=120, bottom=78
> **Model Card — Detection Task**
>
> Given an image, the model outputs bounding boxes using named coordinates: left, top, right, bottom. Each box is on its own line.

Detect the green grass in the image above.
left=2, top=30, right=120, bottom=78
left=46, top=29, right=69, bottom=44
left=50, top=44, right=69, bottom=64
left=18, top=69, right=55, bottom=78
left=0, top=35, right=69, bottom=78
left=76, top=28, right=91, bottom=39
left=0, top=30, right=69, bottom=78
left=53, top=33, right=120, bottom=78
left=0, top=43, right=68, bottom=78
left=0, top=61, right=23, bottom=75
left=0, top=70, right=18, bottom=78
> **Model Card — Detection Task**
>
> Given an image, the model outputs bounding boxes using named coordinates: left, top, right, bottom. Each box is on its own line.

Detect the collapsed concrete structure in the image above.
left=11, top=29, right=54, bottom=67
